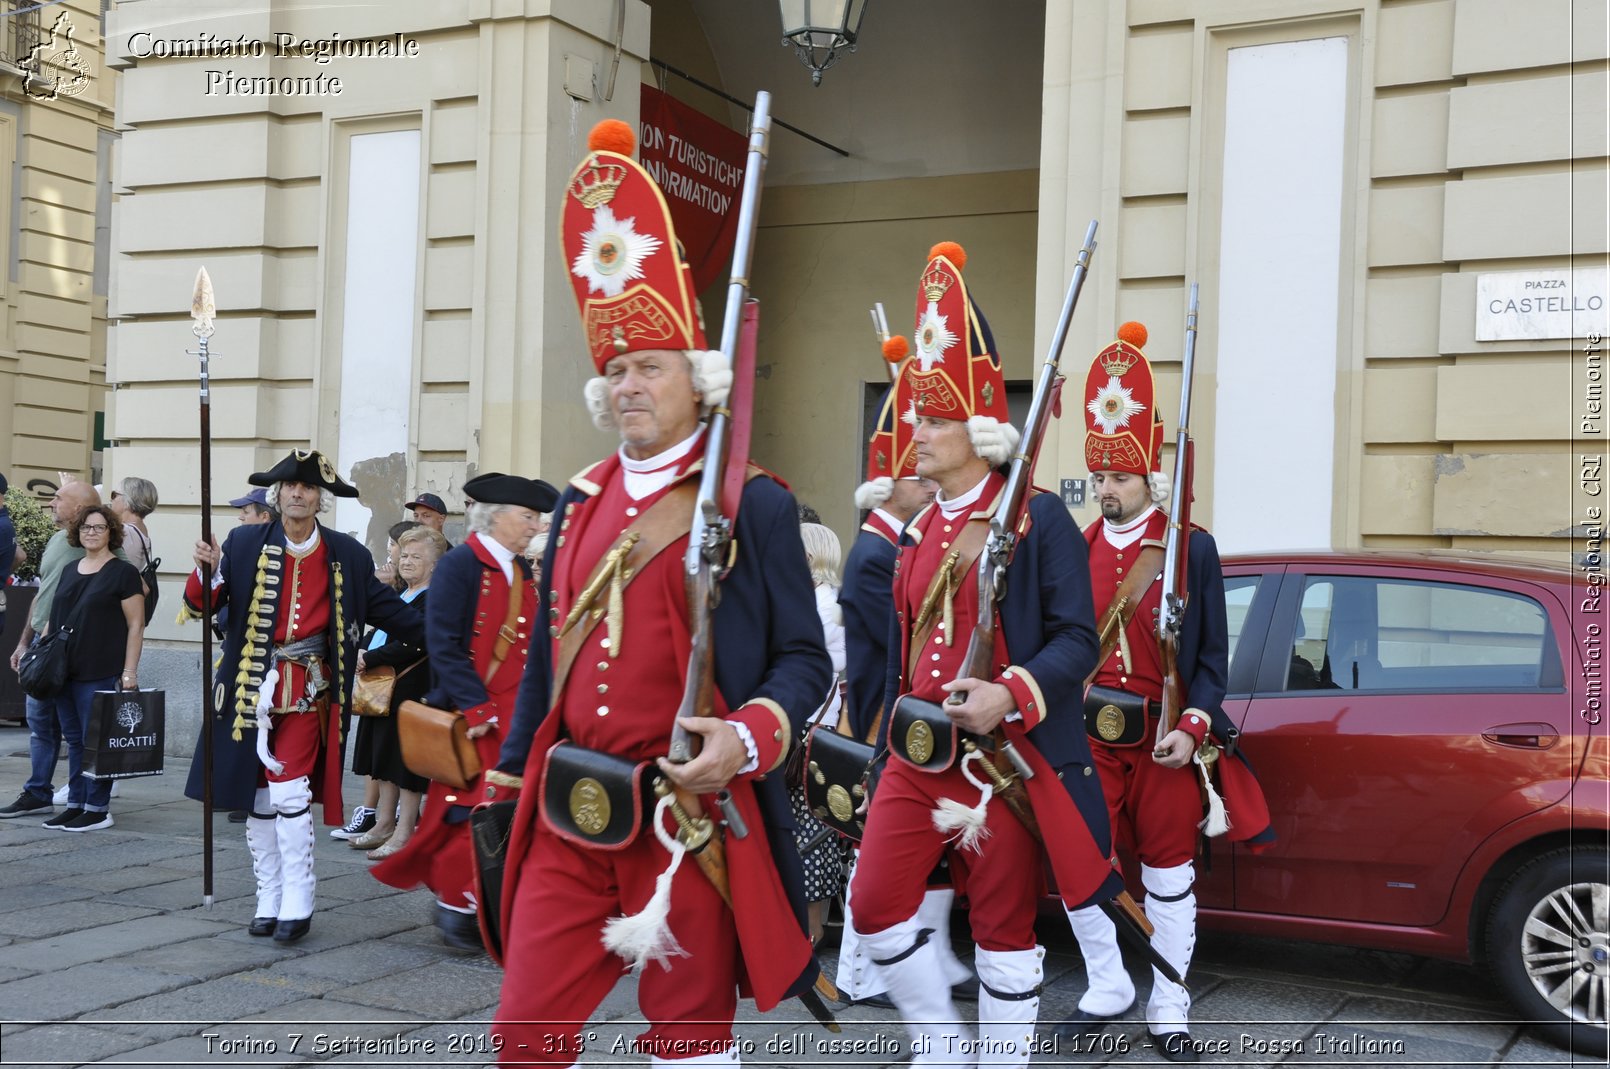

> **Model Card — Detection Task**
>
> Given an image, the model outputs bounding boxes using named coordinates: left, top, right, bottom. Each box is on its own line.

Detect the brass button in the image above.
left=600, top=637, right=611, bottom=650
left=597, top=661, right=609, bottom=671
left=597, top=705, right=609, bottom=716
left=931, top=653, right=941, bottom=661
left=931, top=670, right=941, bottom=678
left=597, top=683, right=608, bottom=694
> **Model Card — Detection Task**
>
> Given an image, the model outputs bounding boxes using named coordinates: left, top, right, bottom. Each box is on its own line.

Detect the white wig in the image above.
left=583, top=349, right=733, bottom=433
left=466, top=500, right=515, bottom=535
left=1147, top=470, right=1172, bottom=507
left=967, top=415, right=1022, bottom=468
left=269, top=482, right=335, bottom=516
left=854, top=475, right=894, bottom=511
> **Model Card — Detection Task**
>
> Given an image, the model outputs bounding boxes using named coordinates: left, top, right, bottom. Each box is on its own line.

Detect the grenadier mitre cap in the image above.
left=893, top=242, right=1011, bottom=429
left=561, top=120, right=707, bottom=373
left=855, top=336, right=919, bottom=509
left=249, top=449, right=360, bottom=498
left=1083, top=321, right=1165, bottom=476
left=463, top=473, right=559, bottom=514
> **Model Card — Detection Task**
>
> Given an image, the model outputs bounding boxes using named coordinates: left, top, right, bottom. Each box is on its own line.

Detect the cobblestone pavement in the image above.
left=0, top=739, right=1586, bottom=1068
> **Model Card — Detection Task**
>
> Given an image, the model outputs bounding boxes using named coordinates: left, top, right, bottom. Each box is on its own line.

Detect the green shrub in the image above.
left=5, top=489, right=55, bottom=583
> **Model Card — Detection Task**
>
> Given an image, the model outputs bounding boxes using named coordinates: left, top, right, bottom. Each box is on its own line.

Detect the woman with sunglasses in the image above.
left=41, top=505, right=145, bottom=831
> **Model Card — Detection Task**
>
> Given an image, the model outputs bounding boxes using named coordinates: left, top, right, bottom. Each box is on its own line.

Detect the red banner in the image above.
left=639, top=85, right=747, bottom=293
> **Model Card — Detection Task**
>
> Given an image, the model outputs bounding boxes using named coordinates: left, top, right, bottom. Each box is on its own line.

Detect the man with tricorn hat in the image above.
left=847, top=243, right=1121, bottom=1067
left=484, top=119, right=830, bottom=1066
left=371, top=471, right=556, bottom=950
left=1058, top=322, right=1272, bottom=1062
left=182, top=449, right=423, bottom=942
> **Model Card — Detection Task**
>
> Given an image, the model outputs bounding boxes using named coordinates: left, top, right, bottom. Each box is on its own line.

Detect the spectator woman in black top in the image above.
left=43, top=505, right=144, bottom=832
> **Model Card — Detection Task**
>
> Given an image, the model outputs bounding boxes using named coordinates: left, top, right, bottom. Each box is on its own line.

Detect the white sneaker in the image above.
left=110, top=781, right=120, bottom=798
left=53, top=784, right=69, bottom=806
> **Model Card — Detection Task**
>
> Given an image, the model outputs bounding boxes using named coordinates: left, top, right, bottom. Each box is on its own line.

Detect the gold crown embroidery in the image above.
left=571, top=159, right=628, bottom=208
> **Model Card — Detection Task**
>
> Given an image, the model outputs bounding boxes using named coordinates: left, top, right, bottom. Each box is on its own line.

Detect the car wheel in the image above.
left=1486, top=847, right=1609, bottom=1056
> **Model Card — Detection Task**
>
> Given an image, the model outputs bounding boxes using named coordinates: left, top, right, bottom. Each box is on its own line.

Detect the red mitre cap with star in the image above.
left=561, top=120, right=707, bottom=372
left=893, top=242, right=1011, bottom=430
left=865, top=336, right=918, bottom=484
left=1083, top=321, right=1165, bottom=475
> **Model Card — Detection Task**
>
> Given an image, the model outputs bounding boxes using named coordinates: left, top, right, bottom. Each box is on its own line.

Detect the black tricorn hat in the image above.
left=463, top=472, right=559, bottom=513
left=248, top=449, right=360, bottom=499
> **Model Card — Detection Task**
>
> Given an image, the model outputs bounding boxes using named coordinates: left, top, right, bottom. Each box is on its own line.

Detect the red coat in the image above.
left=373, top=533, right=538, bottom=899
left=497, top=449, right=824, bottom=1011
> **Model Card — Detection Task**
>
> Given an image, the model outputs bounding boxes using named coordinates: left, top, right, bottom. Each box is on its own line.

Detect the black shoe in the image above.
left=248, top=917, right=277, bottom=937
left=273, top=917, right=311, bottom=943
left=950, top=980, right=978, bottom=1002
left=1154, top=1032, right=1200, bottom=1063
left=855, top=991, right=896, bottom=1009
left=61, top=810, right=113, bottom=832
left=434, top=904, right=484, bottom=952
left=0, top=791, right=51, bottom=818
left=1053, top=1003, right=1134, bottom=1041
left=228, top=810, right=249, bottom=824
left=41, top=808, right=84, bottom=830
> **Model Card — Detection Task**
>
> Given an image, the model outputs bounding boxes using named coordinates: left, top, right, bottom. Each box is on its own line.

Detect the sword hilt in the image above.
left=654, top=778, right=712, bottom=851
left=962, top=738, right=1017, bottom=792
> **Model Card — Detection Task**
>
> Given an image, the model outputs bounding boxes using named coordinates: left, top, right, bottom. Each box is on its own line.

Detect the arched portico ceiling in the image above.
left=666, top=0, right=1046, bottom=185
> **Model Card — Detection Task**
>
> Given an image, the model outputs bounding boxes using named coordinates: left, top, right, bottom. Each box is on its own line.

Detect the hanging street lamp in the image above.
left=778, top=0, right=868, bottom=87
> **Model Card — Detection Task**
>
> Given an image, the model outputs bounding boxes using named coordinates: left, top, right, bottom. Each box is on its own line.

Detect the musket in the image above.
left=943, top=223, right=1187, bottom=986
left=1155, top=284, right=1199, bottom=751
left=191, top=267, right=217, bottom=908
left=947, top=220, right=1101, bottom=780
left=657, top=94, right=840, bottom=1031
left=870, top=303, right=900, bottom=384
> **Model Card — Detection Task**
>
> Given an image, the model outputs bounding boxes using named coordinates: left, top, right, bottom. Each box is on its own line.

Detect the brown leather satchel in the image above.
left=398, top=699, right=482, bottom=789
left=350, top=659, right=424, bottom=718
left=398, top=566, right=526, bottom=789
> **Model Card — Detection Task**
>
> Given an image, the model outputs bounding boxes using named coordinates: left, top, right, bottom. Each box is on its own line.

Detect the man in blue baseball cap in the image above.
left=229, top=488, right=276, bottom=526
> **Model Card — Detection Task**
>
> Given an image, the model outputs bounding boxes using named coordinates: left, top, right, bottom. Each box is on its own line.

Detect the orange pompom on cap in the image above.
left=1117, top=321, right=1148, bottom=349
left=928, top=241, right=967, bottom=271
left=882, top=336, right=910, bottom=363
left=588, top=119, right=636, bottom=157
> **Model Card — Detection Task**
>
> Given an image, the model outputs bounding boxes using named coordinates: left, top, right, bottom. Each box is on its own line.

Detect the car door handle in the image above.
left=1482, top=723, right=1560, bottom=749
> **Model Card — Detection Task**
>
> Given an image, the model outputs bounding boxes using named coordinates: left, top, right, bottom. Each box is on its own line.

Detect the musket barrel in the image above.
left=1158, top=283, right=1200, bottom=633
left=996, top=219, right=1099, bottom=525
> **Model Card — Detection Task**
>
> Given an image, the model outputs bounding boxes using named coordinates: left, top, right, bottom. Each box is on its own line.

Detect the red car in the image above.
left=1190, top=550, right=1607, bottom=1055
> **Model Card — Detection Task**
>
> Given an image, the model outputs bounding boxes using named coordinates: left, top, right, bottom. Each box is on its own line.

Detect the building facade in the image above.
left=0, top=0, right=118, bottom=492
left=98, top=0, right=1605, bottom=645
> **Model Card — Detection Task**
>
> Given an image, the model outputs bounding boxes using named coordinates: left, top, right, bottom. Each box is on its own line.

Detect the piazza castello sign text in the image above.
left=1477, top=267, right=1609, bottom=341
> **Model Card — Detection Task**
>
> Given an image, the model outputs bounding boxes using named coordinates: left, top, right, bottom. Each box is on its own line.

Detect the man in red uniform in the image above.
left=835, top=366, right=969, bottom=1008
left=849, top=243, right=1120, bottom=1067
left=184, top=451, right=422, bottom=942
left=1058, top=323, right=1272, bottom=1062
left=484, top=120, right=830, bottom=1067
left=371, top=472, right=555, bottom=949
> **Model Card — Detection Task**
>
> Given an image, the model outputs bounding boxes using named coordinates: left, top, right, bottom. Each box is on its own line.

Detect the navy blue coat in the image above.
left=883, top=490, right=1103, bottom=771
left=839, top=525, right=899, bottom=742
left=882, top=487, right=1122, bottom=905
left=183, top=520, right=423, bottom=812
left=498, top=475, right=832, bottom=793
left=423, top=539, right=534, bottom=713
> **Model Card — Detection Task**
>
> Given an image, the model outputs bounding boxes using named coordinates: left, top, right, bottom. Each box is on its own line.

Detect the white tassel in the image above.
left=254, top=665, right=285, bottom=776
left=931, top=749, right=994, bottom=854
left=1195, top=750, right=1229, bottom=837
left=601, top=795, right=688, bottom=972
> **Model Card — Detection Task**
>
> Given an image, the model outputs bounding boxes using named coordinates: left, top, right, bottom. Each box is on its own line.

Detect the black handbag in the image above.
left=802, top=724, right=877, bottom=841
left=16, top=594, right=91, bottom=701
left=83, top=687, right=166, bottom=779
